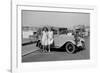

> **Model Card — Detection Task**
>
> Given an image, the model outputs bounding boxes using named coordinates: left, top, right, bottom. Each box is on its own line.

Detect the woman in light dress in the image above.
left=41, top=27, right=48, bottom=52
left=47, top=27, right=54, bottom=52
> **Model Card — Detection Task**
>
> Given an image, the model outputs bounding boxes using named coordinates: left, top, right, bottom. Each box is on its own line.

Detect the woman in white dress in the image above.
left=48, top=27, right=54, bottom=52
left=41, top=27, right=48, bottom=52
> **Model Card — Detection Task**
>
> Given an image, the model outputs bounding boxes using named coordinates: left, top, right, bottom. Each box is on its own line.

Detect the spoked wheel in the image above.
left=65, top=42, right=75, bottom=54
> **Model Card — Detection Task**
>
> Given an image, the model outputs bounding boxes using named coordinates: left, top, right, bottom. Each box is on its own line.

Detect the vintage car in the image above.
left=36, top=33, right=85, bottom=54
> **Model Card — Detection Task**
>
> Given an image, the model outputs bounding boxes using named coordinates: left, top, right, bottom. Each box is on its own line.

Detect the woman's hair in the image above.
left=42, top=27, right=48, bottom=32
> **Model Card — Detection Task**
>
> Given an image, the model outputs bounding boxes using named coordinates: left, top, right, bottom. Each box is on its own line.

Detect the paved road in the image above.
left=22, top=37, right=90, bottom=62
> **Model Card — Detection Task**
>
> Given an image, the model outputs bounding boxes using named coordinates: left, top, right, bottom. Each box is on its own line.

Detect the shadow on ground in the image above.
left=47, top=46, right=85, bottom=54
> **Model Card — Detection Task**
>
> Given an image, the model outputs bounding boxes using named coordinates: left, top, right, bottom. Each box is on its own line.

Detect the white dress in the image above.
left=48, top=31, right=54, bottom=45
left=41, top=31, right=48, bottom=46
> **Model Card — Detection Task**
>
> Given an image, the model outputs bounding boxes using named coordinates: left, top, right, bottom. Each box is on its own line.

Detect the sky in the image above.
left=22, top=10, right=90, bottom=28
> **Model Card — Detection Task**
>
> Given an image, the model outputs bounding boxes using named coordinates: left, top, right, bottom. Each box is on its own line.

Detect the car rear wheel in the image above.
left=36, top=40, right=42, bottom=48
left=65, top=42, right=75, bottom=54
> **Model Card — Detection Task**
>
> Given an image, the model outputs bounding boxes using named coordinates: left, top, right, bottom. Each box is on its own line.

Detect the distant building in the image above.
left=22, top=26, right=38, bottom=39
left=23, top=30, right=33, bottom=39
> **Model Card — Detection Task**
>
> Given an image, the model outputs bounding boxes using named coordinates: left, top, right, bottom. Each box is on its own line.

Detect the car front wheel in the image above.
left=65, top=42, right=75, bottom=54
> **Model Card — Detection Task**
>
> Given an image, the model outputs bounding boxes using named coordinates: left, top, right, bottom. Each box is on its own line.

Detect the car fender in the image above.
left=66, top=40, right=76, bottom=45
